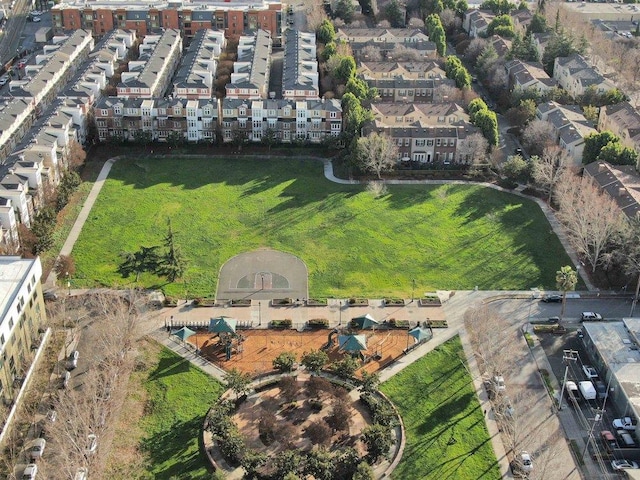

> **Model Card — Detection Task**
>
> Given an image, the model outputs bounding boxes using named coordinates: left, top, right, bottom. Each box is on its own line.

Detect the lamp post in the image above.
left=65, top=271, right=70, bottom=296
left=258, top=301, right=262, bottom=326
left=260, top=273, right=264, bottom=290
left=411, top=279, right=416, bottom=302
left=338, top=301, right=342, bottom=326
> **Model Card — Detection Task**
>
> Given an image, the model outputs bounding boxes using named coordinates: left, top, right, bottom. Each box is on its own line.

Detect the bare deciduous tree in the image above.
left=522, top=120, right=556, bottom=156
left=554, top=173, right=627, bottom=272
left=433, top=84, right=464, bottom=103
left=360, top=45, right=383, bottom=62
left=456, top=132, right=489, bottom=164
left=465, top=38, right=488, bottom=64
left=388, top=44, right=421, bottom=62
left=356, top=133, right=398, bottom=179
left=407, top=17, right=425, bottom=28
left=67, top=140, right=87, bottom=172
left=530, top=146, right=570, bottom=202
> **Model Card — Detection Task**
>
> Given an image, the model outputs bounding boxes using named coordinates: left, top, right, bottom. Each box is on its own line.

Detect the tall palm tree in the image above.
left=556, top=265, right=578, bottom=322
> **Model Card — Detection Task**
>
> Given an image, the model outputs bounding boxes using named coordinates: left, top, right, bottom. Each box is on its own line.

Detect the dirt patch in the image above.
left=233, top=376, right=370, bottom=460
left=190, top=328, right=410, bottom=376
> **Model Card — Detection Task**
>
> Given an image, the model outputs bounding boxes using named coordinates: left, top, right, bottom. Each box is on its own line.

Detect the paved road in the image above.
left=0, top=0, right=28, bottom=64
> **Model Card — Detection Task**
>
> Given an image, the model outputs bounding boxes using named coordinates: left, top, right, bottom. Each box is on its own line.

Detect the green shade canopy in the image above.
left=351, top=314, right=379, bottom=330
left=338, top=334, right=367, bottom=352
left=408, top=327, right=431, bottom=343
left=172, top=326, right=196, bottom=341
left=208, top=316, right=237, bottom=334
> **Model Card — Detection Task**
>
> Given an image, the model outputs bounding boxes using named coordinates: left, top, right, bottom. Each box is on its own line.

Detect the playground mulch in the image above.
left=188, top=328, right=412, bottom=376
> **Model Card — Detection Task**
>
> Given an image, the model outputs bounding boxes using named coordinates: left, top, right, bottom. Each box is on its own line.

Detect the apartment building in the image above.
left=0, top=99, right=37, bottom=167
left=117, top=29, right=182, bottom=99
left=553, top=54, right=616, bottom=99
left=365, top=77, right=454, bottom=103
left=584, top=161, right=640, bottom=220
left=358, top=60, right=446, bottom=80
left=463, top=10, right=495, bottom=38
left=7, top=30, right=94, bottom=109
left=221, top=98, right=342, bottom=144
left=226, top=30, right=272, bottom=100
left=94, top=96, right=219, bottom=143
left=51, top=0, right=283, bottom=40
left=335, top=27, right=436, bottom=61
left=364, top=102, right=478, bottom=163
left=0, top=256, right=47, bottom=405
left=504, top=60, right=557, bottom=93
left=172, top=29, right=225, bottom=100
left=282, top=29, right=319, bottom=101
left=598, top=102, right=640, bottom=155
left=536, top=101, right=597, bottom=164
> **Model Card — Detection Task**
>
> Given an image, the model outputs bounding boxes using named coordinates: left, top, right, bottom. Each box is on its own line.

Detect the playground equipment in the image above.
left=322, top=329, right=339, bottom=351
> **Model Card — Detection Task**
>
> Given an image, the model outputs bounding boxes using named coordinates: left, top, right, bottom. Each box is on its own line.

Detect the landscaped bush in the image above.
left=332, top=356, right=359, bottom=379
left=307, top=318, right=329, bottom=328
left=388, top=318, right=410, bottom=329
left=273, top=298, right=294, bottom=306
left=218, top=426, right=246, bottom=465
left=259, top=411, right=278, bottom=445
left=327, top=399, right=350, bottom=432
left=307, top=398, right=323, bottom=412
left=273, top=351, right=297, bottom=372
left=383, top=298, right=405, bottom=306
left=279, top=376, right=299, bottom=403
left=230, top=298, right=251, bottom=306
left=306, top=298, right=328, bottom=306
left=163, top=296, right=178, bottom=307
left=348, top=298, right=369, bottom=306
left=360, top=393, right=398, bottom=427
left=270, top=319, right=292, bottom=328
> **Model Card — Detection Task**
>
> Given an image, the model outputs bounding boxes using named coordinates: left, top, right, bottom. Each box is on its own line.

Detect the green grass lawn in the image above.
left=72, top=156, right=573, bottom=298
left=139, top=345, right=223, bottom=479
left=381, top=336, right=500, bottom=480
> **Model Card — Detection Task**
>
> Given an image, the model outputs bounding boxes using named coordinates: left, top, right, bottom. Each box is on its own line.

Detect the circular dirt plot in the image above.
left=209, top=373, right=401, bottom=479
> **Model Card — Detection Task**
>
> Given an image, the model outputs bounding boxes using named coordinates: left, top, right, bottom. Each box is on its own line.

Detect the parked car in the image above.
left=46, top=408, right=57, bottom=422
left=611, top=459, right=639, bottom=470
left=74, top=467, right=88, bottom=480
left=541, top=294, right=562, bottom=303
left=617, top=429, right=637, bottom=447
left=32, top=17, right=41, bottom=22
left=594, top=380, right=607, bottom=400
left=600, top=430, right=618, bottom=451
left=581, top=312, right=603, bottom=321
left=582, top=365, right=598, bottom=379
left=493, top=374, right=506, bottom=393
left=86, top=434, right=97, bottom=454
left=0, top=75, right=9, bottom=86
left=513, top=451, right=533, bottom=474
left=60, top=370, right=71, bottom=389
left=530, top=317, right=560, bottom=325
left=29, top=438, right=46, bottom=460
left=23, top=463, right=38, bottom=479
left=613, top=417, right=637, bottom=431
left=67, top=350, right=79, bottom=370
left=43, top=291, right=58, bottom=301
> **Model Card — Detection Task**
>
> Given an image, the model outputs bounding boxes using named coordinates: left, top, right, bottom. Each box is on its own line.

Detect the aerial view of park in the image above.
left=57, top=154, right=575, bottom=480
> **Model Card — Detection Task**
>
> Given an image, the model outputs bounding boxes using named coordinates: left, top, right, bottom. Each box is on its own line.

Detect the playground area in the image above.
left=186, top=328, right=414, bottom=375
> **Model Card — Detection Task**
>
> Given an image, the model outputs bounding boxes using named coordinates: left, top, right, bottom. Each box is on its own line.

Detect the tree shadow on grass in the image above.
left=147, top=355, right=192, bottom=382
left=142, top=416, right=211, bottom=479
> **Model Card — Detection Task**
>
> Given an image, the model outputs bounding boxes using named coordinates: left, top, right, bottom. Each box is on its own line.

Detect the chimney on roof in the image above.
left=619, top=187, right=628, bottom=197
left=598, top=162, right=607, bottom=173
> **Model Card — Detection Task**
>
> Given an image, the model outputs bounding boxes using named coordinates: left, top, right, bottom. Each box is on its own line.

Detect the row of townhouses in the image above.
left=51, top=0, right=284, bottom=40
left=117, top=29, right=182, bottom=99
left=0, top=30, right=137, bottom=253
left=363, top=102, right=480, bottom=164
left=226, top=29, right=272, bottom=100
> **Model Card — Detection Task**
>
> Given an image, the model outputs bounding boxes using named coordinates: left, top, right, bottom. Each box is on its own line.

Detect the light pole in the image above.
left=338, top=301, right=342, bottom=326
left=66, top=271, right=70, bottom=296
left=260, top=273, right=264, bottom=290
left=258, top=301, right=262, bottom=326
left=582, top=409, right=602, bottom=460
left=558, top=350, right=578, bottom=410
left=411, top=279, right=416, bottom=302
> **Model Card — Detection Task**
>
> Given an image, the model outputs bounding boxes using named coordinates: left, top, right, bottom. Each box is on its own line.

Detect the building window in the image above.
left=436, top=139, right=441, bottom=146
left=330, top=111, right=337, bottom=118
